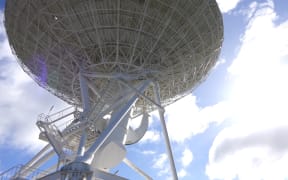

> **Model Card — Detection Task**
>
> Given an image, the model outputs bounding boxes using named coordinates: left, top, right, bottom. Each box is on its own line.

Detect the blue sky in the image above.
left=1, top=0, right=288, bottom=179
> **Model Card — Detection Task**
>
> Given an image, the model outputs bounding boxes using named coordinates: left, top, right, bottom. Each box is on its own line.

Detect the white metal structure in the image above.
left=3, top=0, right=223, bottom=179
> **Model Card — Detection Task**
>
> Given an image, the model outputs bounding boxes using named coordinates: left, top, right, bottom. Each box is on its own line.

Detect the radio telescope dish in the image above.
left=3, top=0, right=223, bottom=179
left=5, top=0, right=223, bottom=115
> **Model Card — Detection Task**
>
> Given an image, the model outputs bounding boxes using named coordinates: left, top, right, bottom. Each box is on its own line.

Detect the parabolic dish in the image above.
left=5, top=0, right=223, bottom=114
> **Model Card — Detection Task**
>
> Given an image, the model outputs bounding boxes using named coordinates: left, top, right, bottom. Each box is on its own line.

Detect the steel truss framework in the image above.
left=3, top=0, right=223, bottom=179
left=5, top=0, right=223, bottom=116
left=1, top=77, right=176, bottom=180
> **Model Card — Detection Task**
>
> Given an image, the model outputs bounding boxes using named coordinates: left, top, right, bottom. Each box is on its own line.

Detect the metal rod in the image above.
left=77, top=72, right=90, bottom=157
left=153, top=82, right=178, bottom=180
left=79, top=72, right=90, bottom=114
left=47, top=106, right=74, bottom=118
left=118, top=79, right=164, bottom=110
left=123, top=158, right=152, bottom=180
left=19, top=145, right=51, bottom=177
left=48, top=111, right=75, bottom=125
left=61, top=90, right=134, bottom=138
left=79, top=80, right=151, bottom=163
left=22, top=144, right=51, bottom=170
left=20, top=150, right=55, bottom=178
left=77, top=131, right=87, bottom=157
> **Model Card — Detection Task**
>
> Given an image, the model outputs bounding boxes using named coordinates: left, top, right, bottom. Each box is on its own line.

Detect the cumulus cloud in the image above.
left=150, top=147, right=194, bottom=179
left=178, top=169, right=187, bottom=178
left=211, top=125, right=288, bottom=163
left=216, top=0, right=243, bottom=13
left=207, top=0, right=288, bottom=179
left=141, top=150, right=156, bottom=155
left=0, top=12, right=13, bottom=61
left=152, top=153, right=169, bottom=177
left=0, top=11, right=68, bottom=153
left=165, top=95, right=230, bottom=143
left=173, top=148, right=194, bottom=178
left=140, top=130, right=160, bottom=144
left=181, top=148, right=193, bottom=168
left=0, top=11, right=5, bottom=36
left=213, top=58, right=226, bottom=70
left=207, top=125, right=288, bottom=180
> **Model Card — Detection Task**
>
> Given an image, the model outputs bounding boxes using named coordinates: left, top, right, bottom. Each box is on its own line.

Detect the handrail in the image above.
left=0, top=164, right=49, bottom=180
left=0, top=164, right=22, bottom=177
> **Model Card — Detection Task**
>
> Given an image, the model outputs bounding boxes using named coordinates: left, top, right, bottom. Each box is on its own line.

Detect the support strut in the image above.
left=153, top=82, right=178, bottom=180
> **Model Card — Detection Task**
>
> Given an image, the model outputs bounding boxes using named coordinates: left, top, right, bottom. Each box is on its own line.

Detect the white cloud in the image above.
left=175, top=148, right=194, bottom=178
left=0, top=11, right=68, bottom=153
left=141, top=150, right=156, bottom=155
left=227, top=0, right=288, bottom=127
left=216, top=0, right=243, bottom=13
left=207, top=125, right=288, bottom=180
left=140, top=130, right=160, bottom=144
left=0, top=60, right=67, bottom=152
left=165, top=95, right=230, bottom=143
left=0, top=37, right=13, bottom=60
left=181, top=148, right=193, bottom=168
left=153, top=153, right=168, bottom=169
left=213, top=58, right=226, bottom=69
left=150, top=146, right=194, bottom=179
left=0, top=11, right=5, bottom=36
left=178, top=169, right=187, bottom=178
left=207, top=1, right=288, bottom=179
left=0, top=12, right=13, bottom=61
left=152, top=153, right=169, bottom=177
left=235, top=1, right=258, bottom=20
